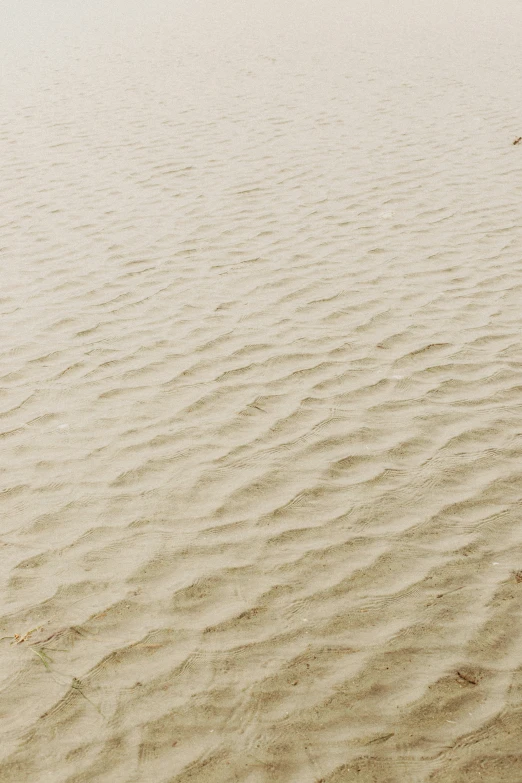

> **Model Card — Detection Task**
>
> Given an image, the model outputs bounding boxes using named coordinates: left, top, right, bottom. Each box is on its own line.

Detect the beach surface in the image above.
left=2, top=0, right=522, bottom=780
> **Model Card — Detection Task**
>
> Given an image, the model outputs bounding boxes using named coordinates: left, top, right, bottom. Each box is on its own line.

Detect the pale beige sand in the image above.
left=2, top=0, right=522, bottom=780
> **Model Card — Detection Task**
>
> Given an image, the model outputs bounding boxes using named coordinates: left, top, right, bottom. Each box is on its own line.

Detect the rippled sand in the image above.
left=2, top=0, right=522, bottom=780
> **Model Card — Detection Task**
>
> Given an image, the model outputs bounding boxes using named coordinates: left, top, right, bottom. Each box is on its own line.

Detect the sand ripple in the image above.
left=2, top=0, right=522, bottom=780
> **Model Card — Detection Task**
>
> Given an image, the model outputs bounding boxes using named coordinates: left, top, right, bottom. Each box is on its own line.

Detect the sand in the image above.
left=2, top=0, right=522, bottom=780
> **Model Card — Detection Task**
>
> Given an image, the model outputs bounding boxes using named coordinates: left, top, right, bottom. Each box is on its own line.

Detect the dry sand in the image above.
left=2, top=0, right=522, bottom=780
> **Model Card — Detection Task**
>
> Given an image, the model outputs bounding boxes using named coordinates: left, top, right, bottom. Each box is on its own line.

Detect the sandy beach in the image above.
left=2, top=0, right=522, bottom=780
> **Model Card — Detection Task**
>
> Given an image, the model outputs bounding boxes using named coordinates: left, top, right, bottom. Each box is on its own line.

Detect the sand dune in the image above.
left=2, top=0, right=522, bottom=780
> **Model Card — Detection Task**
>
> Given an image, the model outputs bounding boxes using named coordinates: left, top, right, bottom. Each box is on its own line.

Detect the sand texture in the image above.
left=2, top=0, right=522, bottom=780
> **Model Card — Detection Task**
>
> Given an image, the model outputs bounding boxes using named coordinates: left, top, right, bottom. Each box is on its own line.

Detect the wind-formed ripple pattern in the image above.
left=1, top=0, right=522, bottom=780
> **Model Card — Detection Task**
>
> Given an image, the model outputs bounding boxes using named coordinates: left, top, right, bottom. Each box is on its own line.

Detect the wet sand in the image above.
left=2, top=0, right=522, bottom=780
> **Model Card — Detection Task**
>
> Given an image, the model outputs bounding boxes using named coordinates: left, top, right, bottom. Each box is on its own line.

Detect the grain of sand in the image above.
left=2, top=0, right=522, bottom=780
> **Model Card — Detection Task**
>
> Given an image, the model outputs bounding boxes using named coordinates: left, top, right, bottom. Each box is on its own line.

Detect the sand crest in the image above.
left=2, top=0, right=522, bottom=780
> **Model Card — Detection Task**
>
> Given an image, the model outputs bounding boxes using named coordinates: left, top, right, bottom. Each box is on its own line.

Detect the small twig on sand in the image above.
left=30, top=647, right=53, bottom=671
left=457, top=670, right=478, bottom=685
left=71, top=677, right=104, bottom=717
